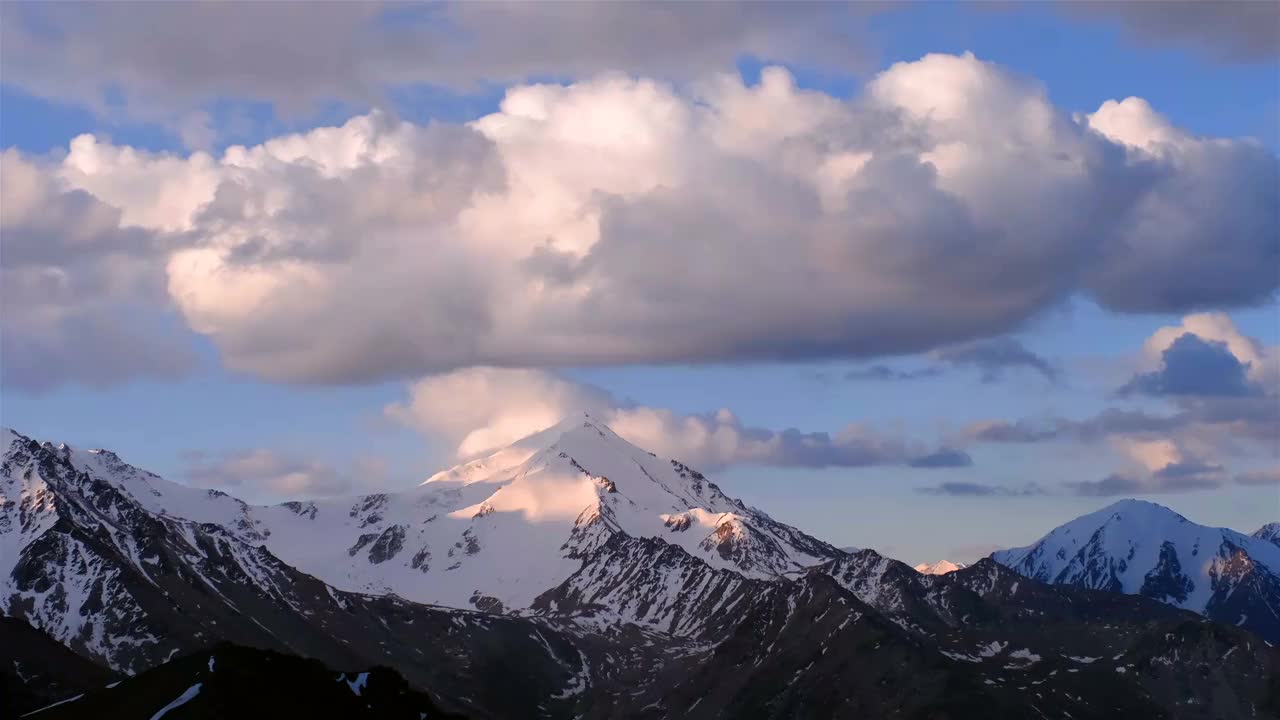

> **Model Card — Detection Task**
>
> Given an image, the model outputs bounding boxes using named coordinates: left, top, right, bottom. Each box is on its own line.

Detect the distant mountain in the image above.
left=1254, top=522, right=1280, bottom=547
left=914, top=559, right=968, bottom=575
left=993, top=499, right=1280, bottom=643
left=20, top=643, right=461, bottom=720
left=7, top=425, right=1280, bottom=719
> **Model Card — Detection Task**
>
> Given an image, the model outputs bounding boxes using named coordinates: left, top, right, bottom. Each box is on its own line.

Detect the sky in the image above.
left=2, top=1, right=1277, bottom=566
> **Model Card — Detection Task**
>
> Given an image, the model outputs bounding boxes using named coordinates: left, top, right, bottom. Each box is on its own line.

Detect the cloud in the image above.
left=964, top=409, right=1179, bottom=444
left=387, top=367, right=966, bottom=470
left=966, top=419, right=1060, bottom=444
left=969, top=397, right=1277, bottom=494
left=1063, top=1, right=1280, bottom=62
left=385, top=367, right=613, bottom=458
left=916, top=481, right=1046, bottom=497
left=1236, top=467, right=1280, bottom=486
left=907, top=447, right=974, bottom=468
left=1081, top=97, right=1278, bottom=312
left=8, top=0, right=1272, bottom=146
left=843, top=365, right=944, bottom=382
left=932, top=337, right=1058, bottom=382
left=1141, top=313, right=1278, bottom=390
left=1119, top=332, right=1262, bottom=397
left=971, top=313, right=1278, bottom=445
left=964, top=313, right=1278, bottom=495
left=0, top=150, right=197, bottom=391
left=1066, top=473, right=1149, bottom=497
left=609, top=407, right=961, bottom=471
left=185, top=448, right=387, bottom=503
left=0, top=1, right=879, bottom=137
left=845, top=337, right=1056, bottom=383
left=17, top=54, right=1272, bottom=390
left=1066, top=439, right=1227, bottom=496
left=1067, top=466, right=1224, bottom=496
left=1153, top=459, right=1226, bottom=483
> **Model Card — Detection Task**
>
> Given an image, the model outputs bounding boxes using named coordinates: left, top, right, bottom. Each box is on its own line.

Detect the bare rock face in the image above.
left=366, top=525, right=406, bottom=564
left=469, top=591, right=505, bottom=614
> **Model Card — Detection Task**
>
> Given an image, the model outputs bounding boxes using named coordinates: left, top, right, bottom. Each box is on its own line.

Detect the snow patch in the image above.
left=20, top=694, right=84, bottom=717
left=341, top=672, right=369, bottom=696
left=977, top=641, right=1008, bottom=658
left=150, top=683, right=202, bottom=720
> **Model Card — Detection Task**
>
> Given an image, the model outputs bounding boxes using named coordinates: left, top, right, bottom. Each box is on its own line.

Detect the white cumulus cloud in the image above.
left=7, top=54, right=1277, bottom=391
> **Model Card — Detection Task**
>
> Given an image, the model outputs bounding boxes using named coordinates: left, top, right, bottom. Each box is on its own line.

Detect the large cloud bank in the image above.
left=3, top=54, right=1276, bottom=390
left=3, top=1, right=1271, bottom=139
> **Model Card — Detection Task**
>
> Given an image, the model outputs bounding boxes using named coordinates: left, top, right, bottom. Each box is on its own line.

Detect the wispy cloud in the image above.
left=387, top=367, right=970, bottom=471
left=916, top=482, right=1047, bottom=497
left=843, top=337, right=1057, bottom=384
left=185, top=449, right=392, bottom=503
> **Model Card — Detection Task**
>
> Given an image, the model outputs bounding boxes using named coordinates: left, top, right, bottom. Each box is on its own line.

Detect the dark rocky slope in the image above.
left=18, top=642, right=463, bottom=719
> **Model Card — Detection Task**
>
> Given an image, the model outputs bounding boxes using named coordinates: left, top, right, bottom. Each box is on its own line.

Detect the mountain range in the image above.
left=4, top=416, right=1278, bottom=719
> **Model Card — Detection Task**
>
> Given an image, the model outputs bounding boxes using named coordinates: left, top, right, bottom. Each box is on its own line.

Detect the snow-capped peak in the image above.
left=259, top=413, right=841, bottom=611
left=1253, top=522, right=1280, bottom=547
left=913, top=560, right=967, bottom=575
left=992, top=498, right=1280, bottom=640
left=420, top=413, right=613, bottom=488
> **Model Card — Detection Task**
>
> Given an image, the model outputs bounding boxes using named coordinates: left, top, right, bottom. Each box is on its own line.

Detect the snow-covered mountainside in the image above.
left=993, top=499, right=1280, bottom=643
left=0, top=428, right=600, bottom=718
left=235, top=414, right=840, bottom=612
left=1254, top=522, right=1280, bottom=547
left=2, top=416, right=840, bottom=617
left=914, top=560, right=967, bottom=575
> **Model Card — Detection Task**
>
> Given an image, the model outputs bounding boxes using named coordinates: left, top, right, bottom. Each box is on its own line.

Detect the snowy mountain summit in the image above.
left=211, top=414, right=839, bottom=612
left=1254, top=522, right=1280, bottom=547
left=913, top=560, right=967, bottom=575
left=993, top=499, right=1280, bottom=643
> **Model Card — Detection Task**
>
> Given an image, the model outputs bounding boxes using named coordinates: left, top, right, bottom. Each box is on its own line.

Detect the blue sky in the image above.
left=2, top=2, right=1276, bottom=564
